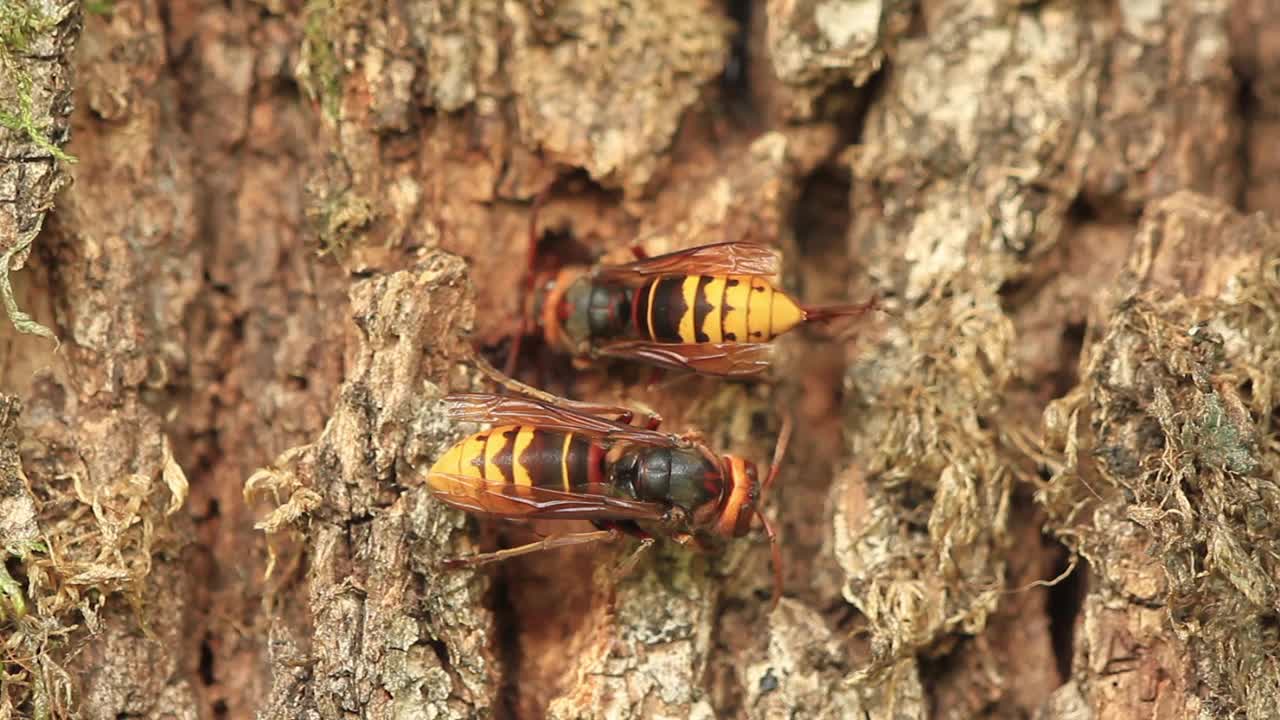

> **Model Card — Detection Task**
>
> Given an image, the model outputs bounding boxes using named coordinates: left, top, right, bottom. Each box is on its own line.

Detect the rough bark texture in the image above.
left=3, top=1, right=1280, bottom=719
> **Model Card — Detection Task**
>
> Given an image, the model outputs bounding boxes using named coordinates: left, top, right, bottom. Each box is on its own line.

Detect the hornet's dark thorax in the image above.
left=607, top=444, right=725, bottom=518
left=555, top=276, right=635, bottom=345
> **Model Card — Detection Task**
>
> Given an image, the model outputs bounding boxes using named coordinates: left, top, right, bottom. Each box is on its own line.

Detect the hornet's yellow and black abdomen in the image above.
left=633, top=274, right=804, bottom=344
left=428, top=425, right=602, bottom=498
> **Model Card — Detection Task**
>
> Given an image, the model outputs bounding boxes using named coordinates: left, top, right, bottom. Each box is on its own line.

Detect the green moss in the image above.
left=313, top=192, right=375, bottom=256
left=0, top=3, right=75, bottom=164
left=0, top=227, right=59, bottom=345
left=300, top=0, right=345, bottom=121
left=0, top=2, right=72, bottom=344
left=0, top=527, right=47, bottom=620
left=1184, top=392, right=1257, bottom=475
left=0, top=560, right=25, bottom=620
left=0, top=3, right=50, bottom=50
left=84, top=0, right=114, bottom=16
left=0, top=65, right=73, bottom=161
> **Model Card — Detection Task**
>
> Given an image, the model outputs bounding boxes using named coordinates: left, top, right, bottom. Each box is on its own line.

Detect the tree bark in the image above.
left=2, top=1, right=1278, bottom=719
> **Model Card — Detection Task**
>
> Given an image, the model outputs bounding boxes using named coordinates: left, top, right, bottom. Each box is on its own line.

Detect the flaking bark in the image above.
left=249, top=253, right=493, bottom=719
left=1040, top=193, right=1280, bottom=718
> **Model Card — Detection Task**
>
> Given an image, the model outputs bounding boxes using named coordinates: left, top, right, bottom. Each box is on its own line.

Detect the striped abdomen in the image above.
left=428, top=424, right=604, bottom=496
left=632, top=274, right=804, bottom=344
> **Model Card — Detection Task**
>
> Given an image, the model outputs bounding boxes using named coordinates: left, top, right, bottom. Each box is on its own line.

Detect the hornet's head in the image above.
left=714, top=455, right=761, bottom=539
left=530, top=267, right=588, bottom=352
left=709, top=415, right=793, bottom=610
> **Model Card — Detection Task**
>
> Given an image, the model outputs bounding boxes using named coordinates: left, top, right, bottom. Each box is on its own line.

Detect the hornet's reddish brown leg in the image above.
left=670, top=531, right=715, bottom=553
left=611, top=404, right=663, bottom=431
left=442, top=529, right=621, bottom=568
left=757, top=512, right=783, bottom=611
left=678, top=429, right=706, bottom=445
left=822, top=295, right=885, bottom=345
left=629, top=243, right=649, bottom=260
left=504, top=191, right=551, bottom=381
left=763, top=412, right=793, bottom=494
left=645, top=370, right=699, bottom=401
left=643, top=366, right=667, bottom=391
left=757, top=413, right=792, bottom=611
left=613, top=537, right=656, bottom=580
left=609, top=409, right=661, bottom=430
left=474, top=353, right=665, bottom=428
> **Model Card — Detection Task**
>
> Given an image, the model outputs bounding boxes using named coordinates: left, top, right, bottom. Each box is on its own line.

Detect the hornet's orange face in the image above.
left=528, top=267, right=582, bottom=352
left=715, top=455, right=761, bottom=538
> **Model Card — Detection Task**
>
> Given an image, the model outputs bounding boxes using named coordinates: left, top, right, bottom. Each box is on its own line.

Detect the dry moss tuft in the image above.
left=1040, top=193, right=1280, bottom=717
left=835, top=283, right=1025, bottom=678
left=1, top=394, right=189, bottom=719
